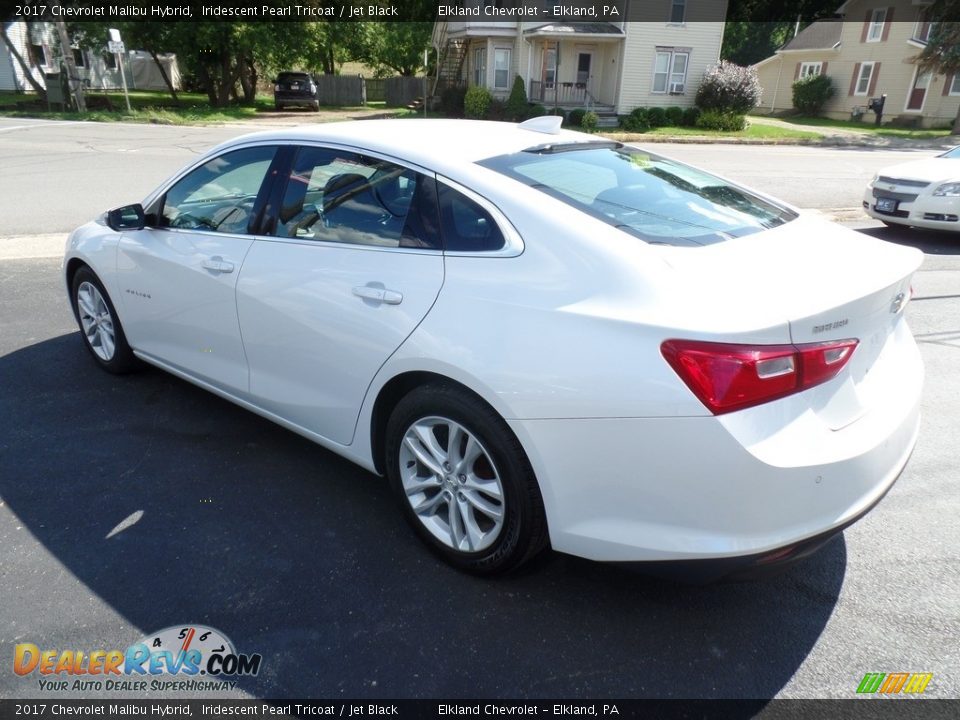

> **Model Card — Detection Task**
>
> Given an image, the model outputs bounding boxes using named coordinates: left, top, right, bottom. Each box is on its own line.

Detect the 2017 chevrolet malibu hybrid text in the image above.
left=864, top=145, right=960, bottom=231
left=64, top=118, right=923, bottom=578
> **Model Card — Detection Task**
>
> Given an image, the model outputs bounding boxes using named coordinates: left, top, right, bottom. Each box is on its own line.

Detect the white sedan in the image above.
left=864, top=146, right=960, bottom=231
left=64, top=118, right=923, bottom=579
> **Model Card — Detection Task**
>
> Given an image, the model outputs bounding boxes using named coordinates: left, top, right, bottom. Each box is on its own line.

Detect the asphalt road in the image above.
left=0, top=119, right=958, bottom=702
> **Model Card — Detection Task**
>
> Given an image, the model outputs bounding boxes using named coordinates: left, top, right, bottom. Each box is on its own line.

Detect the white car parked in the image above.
left=864, top=146, right=960, bottom=231
left=65, top=118, right=923, bottom=578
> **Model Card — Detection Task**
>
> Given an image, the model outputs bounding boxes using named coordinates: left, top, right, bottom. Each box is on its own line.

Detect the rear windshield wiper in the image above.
left=523, top=141, right=622, bottom=155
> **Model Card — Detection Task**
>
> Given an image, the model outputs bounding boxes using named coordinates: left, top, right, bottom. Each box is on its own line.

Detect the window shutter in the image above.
left=868, top=62, right=881, bottom=95
left=860, top=10, right=872, bottom=42
left=849, top=63, right=861, bottom=95
left=881, top=8, right=895, bottom=41
left=794, top=63, right=801, bottom=80
left=821, top=62, right=828, bottom=75
left=943, top=74, right=954, bottom=97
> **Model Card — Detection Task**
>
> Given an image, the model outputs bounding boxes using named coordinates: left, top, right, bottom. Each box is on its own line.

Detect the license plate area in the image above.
left=875, top=197, right=898, bottom=213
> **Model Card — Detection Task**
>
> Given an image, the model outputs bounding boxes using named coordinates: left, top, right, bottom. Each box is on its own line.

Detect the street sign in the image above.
left=108, top=40, right=125, bottom=54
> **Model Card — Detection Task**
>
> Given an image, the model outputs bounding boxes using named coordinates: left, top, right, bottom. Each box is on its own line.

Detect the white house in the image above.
left=432, top=0, right=728, bottom=118
left=1, top=20, right=180, bottom=95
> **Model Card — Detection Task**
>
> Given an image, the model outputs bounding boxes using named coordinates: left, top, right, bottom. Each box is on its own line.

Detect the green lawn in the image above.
left=604, top=123, right=822, bottom=141
left=0, top=90, right=391, bottom=125
left=782, top=116, right=956, bottom=139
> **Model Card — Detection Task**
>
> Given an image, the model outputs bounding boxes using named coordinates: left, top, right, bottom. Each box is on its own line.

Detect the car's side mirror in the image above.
left=106, top=203, right=145, bottom=231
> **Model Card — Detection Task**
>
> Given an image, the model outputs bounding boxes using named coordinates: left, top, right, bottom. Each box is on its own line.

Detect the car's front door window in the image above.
left=160, top=146, right=276, bottom=235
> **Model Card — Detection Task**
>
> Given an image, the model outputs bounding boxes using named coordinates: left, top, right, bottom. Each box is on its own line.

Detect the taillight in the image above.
left=661, top=338, right=859, bottom=414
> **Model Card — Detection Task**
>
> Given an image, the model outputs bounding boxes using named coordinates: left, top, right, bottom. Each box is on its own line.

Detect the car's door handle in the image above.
left=352, top=286, right=403, bottom=305
left=202, top=256, right=234, bottom=274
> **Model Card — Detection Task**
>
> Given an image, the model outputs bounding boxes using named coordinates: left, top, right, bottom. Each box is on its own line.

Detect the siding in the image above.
left=617, top=22, right=725, bottom=112
left=753, top=0, right=960, bottom=126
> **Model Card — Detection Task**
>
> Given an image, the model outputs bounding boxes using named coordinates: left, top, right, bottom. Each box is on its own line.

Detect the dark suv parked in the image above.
left=274, top=71, right=319, bottom=111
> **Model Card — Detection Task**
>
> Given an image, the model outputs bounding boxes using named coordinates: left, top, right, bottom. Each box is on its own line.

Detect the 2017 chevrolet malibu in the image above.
left=64, top=118, right=923, bottom=578
left=864, top=146, right=960, bottom=231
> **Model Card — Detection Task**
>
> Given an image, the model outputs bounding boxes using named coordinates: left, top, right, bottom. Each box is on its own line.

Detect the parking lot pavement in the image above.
left=1, top=224, right=958, bottom=700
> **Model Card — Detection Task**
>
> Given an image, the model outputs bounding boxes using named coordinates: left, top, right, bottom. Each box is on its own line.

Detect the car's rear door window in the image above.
left=274, top=146, right=442, bottom=250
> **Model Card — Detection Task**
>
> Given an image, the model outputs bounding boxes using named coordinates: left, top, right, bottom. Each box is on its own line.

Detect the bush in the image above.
left=665, top=106, right=685, bottom=126
left=620, top=107, right=650, bottom=132
left=567, top=108, right=587, bottom=127
left=440, top=85, right=467, bottom=118
left=581, top=111, right=598, bottom=132
left=681, top=106, right=701, bottom=127
left=506, top=75, right=528, bottom=121
left=464, top=85, right=493, bottom=119
left=646, top=106, right=668, bottom=128
left=695, top=61, right=762, bottom=114
left=791, top=74, right=835, bottom=116
left=695, top=109, right=748, bottom=132
left=486, top=98, right=507, bottom=121
left=529, top=104, right=547, bottom=117
left=546, top=107, right=566, bottom=123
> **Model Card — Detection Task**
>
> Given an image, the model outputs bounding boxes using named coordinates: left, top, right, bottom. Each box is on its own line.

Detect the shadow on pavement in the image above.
left=857, top=225, right=960, bottom=255
left=0, top=334, right=847, bottom=700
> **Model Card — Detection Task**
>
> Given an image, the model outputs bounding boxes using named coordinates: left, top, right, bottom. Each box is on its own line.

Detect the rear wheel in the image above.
left=385, top=384, right=548, bottom=574
left=70, top=267, right=137, bottom=374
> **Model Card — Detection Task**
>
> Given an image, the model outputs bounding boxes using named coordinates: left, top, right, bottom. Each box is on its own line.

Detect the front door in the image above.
left=576, top=52, right=592, bottom=88
left=236, top=145, right=445, bottom=445
left=907, top=70, right=931, bottom=111
left=116, top=145, right=278, bottom=394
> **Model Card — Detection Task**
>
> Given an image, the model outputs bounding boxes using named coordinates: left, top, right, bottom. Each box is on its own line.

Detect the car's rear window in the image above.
left=479, top=144, right=796, bottom=247
left=278, top=72, right=311, bottom=83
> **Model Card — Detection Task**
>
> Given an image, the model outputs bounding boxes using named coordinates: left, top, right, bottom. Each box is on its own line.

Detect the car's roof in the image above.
left=217, top=119, right=600, bottom=174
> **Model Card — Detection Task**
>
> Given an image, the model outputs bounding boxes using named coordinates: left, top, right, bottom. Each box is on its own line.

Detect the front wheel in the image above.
left=385, top=384, right=548, bottom=574
left=70, top=266, right=137, bottom=374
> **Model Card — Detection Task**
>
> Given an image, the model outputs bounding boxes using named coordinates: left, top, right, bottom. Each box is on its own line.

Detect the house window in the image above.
left=72, top=48, right=85, bottom=68
left=30, top=44, right=47, bottom=67
left=867, top=9, right=886, bottom=42
left=950, top=74, right=960, bottom=96
left=494, top=48, right=511, bottom=90
left=669, top=0, right=685, bottom=24
left=473, top=47, right=487, bottom=87
left=913, top=12, right=936, bottom=44
left=544, top=46, right=557, bottom=88
left=855, top=61, right=876, bottom=95
left=653, top=49, right=689, bottom=94
left=799, top=62, right=822, bottom=78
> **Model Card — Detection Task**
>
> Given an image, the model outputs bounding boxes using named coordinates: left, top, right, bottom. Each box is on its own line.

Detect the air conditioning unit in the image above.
left=669, top=82, right=685, bottom=95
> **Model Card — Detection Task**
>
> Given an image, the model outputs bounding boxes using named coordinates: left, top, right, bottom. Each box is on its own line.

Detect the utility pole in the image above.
left=54, top=15, right=85, bottom=112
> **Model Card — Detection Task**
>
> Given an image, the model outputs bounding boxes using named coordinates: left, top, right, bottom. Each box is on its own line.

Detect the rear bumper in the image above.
left=509, top=329, right=923, bottom=565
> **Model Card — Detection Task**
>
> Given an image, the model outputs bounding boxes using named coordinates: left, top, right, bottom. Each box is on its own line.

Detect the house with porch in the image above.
left=752, top=0, right=960, bottom=127
left=431, top=1, right=728, bottom=123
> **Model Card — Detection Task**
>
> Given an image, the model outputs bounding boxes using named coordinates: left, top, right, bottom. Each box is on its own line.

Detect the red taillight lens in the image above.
left=661, top=338, right=859, bottom=414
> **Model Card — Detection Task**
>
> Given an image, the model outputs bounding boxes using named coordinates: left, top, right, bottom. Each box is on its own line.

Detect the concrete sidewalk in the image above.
left=0, top=234, right=66, bottom=260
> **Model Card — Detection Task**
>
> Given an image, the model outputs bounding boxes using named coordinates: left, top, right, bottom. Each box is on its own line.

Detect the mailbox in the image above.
left=868, top=94, right=887, bottom=125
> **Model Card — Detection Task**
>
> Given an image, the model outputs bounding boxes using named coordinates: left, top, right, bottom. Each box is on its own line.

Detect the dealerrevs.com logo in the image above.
left=14, top=625, right=262, bottom=693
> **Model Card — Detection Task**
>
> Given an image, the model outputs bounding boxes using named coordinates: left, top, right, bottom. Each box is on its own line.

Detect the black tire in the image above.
left=385, top=383, right=549, bottom=575
left=70, top=266, right=138, bottom=374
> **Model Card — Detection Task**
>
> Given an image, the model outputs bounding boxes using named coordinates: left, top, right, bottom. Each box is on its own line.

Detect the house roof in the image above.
left=523, top=22, right=625, bottom=36
left=779, top=21, right=843, bottom=52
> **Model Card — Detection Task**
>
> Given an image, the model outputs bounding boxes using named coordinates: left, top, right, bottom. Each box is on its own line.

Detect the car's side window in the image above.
left=276, top=146, right=441, bottom=250
left=437, top=183, right=506, bottom=252
left=160, top=146, right=277, bottom=235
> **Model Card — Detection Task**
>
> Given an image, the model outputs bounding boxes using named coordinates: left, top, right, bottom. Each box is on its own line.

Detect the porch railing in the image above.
left=529, top=80, right=588, bottom=106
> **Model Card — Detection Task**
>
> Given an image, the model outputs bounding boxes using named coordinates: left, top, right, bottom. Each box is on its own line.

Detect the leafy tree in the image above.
left=722, top=0, right=844, bottom=65
left=357, top=22, right=431, bottom=77
left=915, top=1, right=960, bottom=132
